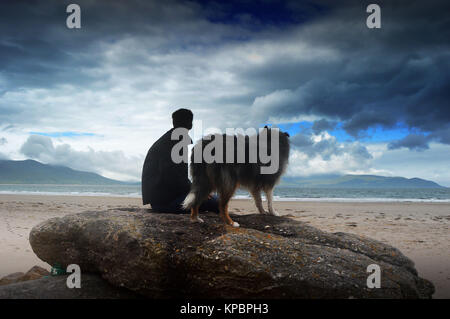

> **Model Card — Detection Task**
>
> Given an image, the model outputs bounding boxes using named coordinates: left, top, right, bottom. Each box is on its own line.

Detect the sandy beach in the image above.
left=0, top=194, right=448, bottom=298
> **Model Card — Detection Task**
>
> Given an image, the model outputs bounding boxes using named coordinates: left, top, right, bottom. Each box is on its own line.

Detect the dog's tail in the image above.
left=182, top=191, right=196, bottom=210
left=182, top=178, right=212, bottom=210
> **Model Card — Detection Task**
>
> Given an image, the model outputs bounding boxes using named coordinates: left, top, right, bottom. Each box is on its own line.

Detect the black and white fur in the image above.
left=182, top=127, right=290, bottom=227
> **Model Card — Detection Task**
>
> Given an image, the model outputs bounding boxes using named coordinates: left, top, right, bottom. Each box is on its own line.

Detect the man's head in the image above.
left=172, top=108, right=193, bottom=130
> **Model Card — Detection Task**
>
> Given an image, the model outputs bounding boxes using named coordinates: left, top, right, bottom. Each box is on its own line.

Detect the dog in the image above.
left=182, top=126, right=290, bottom=227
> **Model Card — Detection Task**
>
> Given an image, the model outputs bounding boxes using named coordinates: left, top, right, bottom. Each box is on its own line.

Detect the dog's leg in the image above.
left=190, top=206, right=204, bottom=223
left=265, top=188, right=279, bottom=216
left=250, top=189, right=267, bottom=214
left=216, top=177, right=239, bottom=227
left=219, top=201, right=239, bottom=228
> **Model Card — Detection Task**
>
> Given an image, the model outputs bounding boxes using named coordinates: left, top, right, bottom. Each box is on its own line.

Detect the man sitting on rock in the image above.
left=141, top=108, right=219, bottom=214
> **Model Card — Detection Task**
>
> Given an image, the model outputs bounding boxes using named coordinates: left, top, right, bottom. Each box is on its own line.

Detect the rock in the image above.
left=21, top=265, right=50, bottom=281
left=0, top=272, right=25, bottom=286
left=29, top=208, right=434, bottom=299
left=0, top=273, right=140, bottom=299
left=0, top=265, right=49, bottom=286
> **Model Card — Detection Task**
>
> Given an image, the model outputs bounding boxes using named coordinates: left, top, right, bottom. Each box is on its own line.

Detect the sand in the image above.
left=0, top=194, right=448, bottom=298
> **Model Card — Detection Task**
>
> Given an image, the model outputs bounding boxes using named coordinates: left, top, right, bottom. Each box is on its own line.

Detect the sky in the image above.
left=0, top=0, right=449, bottom=185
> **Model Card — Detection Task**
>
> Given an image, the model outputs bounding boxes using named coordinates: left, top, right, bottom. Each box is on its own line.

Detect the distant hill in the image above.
left=280, top=174, right=445, bottom=188
left=1, top=160, right=445, bottom=188
left=0, top=159, right=126, bottom=185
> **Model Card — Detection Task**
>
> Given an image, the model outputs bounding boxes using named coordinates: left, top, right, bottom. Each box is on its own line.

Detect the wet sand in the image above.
left=0, top=194, right=448, bottom=298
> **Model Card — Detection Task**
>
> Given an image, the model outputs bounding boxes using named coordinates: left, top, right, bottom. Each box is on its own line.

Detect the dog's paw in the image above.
left=268, top=210, right=280, bottom=216
left=258, top=210, right=269, bottom=215
left=190, top=217, right=204, bottom=223
left=231, top=221, right=240, bottom=228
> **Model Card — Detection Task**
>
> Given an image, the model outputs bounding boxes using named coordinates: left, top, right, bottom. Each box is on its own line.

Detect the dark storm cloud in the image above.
left=388, top=133, right=430, bottom=151
left=1, top=0, right=449, bottom=150
left=0, top=0, right=236, bottom=127
left=0, top=0, right=244, bottom=91
left=200, top=0, right=327, bottom=27
left=431, top=128, right=450, bottom=145
left=0, top=1, right=101, bottom=91
left=246, top=0, right=450, bottom=145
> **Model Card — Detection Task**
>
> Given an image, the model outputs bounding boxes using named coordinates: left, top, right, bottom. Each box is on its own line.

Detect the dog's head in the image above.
left=261, top=125, right=290, bottom=158
left=263, top=125, right=290, bottom=138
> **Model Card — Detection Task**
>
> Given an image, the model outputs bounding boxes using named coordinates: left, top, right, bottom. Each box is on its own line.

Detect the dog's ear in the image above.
left=284, top=132, right=290, bottom=137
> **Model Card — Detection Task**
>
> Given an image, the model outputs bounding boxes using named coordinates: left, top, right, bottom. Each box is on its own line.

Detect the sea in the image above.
left=1, top=184, right=450, bottom=202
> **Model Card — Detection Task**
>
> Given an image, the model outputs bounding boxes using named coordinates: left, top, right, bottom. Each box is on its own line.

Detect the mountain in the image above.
left=0, top=159, right=126, bottom=185
left=0, top=159, right=445, bottom=188
left=280, top=174, right=445, bottom=188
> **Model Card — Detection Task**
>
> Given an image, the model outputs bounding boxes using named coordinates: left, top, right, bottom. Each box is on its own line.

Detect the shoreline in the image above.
left=1, top=192, right=450, bottom=203
left=0, top=194, right=449, bottom=298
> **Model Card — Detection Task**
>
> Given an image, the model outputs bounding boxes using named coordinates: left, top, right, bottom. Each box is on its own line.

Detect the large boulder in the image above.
left=29, top=208, right=434, bottom=298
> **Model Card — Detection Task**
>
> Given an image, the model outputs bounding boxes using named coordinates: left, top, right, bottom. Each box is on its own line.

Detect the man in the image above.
left=141, top=108, right=219, bottom=213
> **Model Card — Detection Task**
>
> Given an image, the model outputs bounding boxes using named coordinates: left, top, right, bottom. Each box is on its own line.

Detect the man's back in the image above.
left=141, top=128, right=191, bottom=206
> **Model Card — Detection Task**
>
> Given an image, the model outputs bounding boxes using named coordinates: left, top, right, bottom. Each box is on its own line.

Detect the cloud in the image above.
left=0, top=0, right=449, bottom=183
left=245, top=0, right=450, bottom=141
left=290, top=132, right=314, bottom=148
left=20, top=135, right=53, bottom=159
left=0, top=136, right=8, bottom=159
left=388, top=133, right=430, bottom=151
left=287, top=146, right=374, bottom=178
left=312, top=119, right=337, bottom=134
left=3, top=2, right=449, bottom=127
left=0, top=137, right=9, bottom=160
left=0, top=0, right=217, bottom=92
left=430, top=127, right=450, bottom=145
left=290, top=132, right=372, bottom=163
left=20, top=135, right=142, bottom=181
left=2, top=0, right=448, bottom=140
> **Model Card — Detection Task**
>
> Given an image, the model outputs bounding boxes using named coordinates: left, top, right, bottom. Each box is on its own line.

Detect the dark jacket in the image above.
left=142, top=128, right=191, bottom=206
